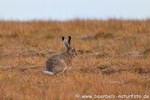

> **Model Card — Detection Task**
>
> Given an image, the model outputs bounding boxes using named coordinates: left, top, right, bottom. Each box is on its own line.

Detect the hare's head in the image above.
left=62, top=36, right=77, bottom=56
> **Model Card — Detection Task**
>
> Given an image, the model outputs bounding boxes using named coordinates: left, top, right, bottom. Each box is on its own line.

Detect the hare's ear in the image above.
left=68, top=36, right=71, bottom=45
left=62, top=36, right=70, bottom=50
left=62, top=36, right=65, bottom=41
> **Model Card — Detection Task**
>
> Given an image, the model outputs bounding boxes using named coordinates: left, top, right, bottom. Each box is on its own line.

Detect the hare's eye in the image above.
left=73, top=49, right=76, bottom=52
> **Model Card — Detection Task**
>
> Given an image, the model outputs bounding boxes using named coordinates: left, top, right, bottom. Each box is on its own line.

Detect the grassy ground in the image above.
left=0, top=19, right=150, bottom=100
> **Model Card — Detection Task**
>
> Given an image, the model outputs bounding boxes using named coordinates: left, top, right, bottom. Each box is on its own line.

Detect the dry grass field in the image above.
left=0, top=19, right=150, bottom=100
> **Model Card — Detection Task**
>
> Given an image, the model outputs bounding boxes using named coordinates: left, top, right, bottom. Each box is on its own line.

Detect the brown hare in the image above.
left=43, top=36, right=77, bottom=75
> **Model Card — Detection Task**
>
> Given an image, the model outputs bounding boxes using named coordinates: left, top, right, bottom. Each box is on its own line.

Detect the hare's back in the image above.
left=46, top=57, right=66, bottom=74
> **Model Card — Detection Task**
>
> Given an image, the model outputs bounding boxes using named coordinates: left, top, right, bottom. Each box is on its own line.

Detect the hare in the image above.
left=43, top=36, right=77, bottom=75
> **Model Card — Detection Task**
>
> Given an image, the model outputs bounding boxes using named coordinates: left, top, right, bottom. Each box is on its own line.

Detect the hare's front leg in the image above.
left=56, top=67, right=68, bottom=76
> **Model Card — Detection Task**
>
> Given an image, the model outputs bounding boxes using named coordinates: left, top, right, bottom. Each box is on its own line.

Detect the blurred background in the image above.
left=0, top=0, right=150, bottom=20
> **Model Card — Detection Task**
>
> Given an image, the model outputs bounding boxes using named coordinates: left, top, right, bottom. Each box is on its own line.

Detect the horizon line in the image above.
left=0, top=17, right=150, bottom=22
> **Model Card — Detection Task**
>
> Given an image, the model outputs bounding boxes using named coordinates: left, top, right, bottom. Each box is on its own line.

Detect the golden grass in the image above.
left=0, top=19, right=150, bottom=100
